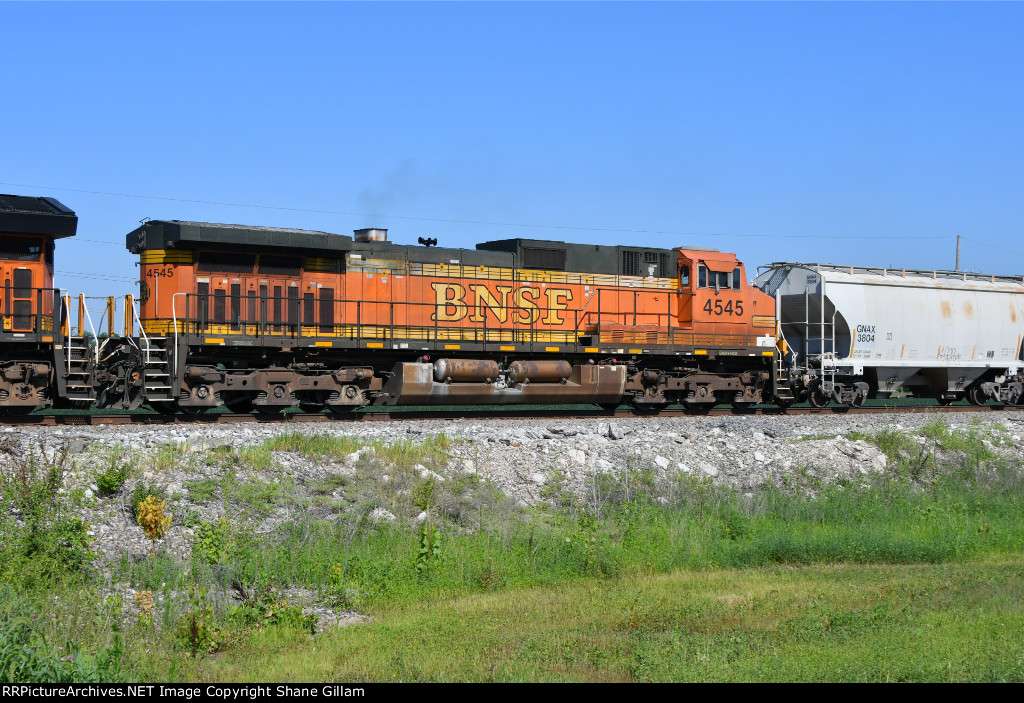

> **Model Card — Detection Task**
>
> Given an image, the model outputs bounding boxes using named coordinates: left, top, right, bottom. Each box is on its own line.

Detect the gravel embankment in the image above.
left=2, top=411, right=1022, bottom=569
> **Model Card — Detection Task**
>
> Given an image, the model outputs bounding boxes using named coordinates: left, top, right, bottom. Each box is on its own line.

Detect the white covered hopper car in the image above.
left=754, top=263, right=1024, bottom=407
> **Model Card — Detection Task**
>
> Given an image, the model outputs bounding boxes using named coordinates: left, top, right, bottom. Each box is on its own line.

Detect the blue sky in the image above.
left=3, top=1, right=1024, bottom=301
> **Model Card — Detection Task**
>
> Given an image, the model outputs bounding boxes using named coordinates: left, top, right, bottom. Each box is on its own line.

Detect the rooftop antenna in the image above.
left=955, top=235, right=961, bottom=271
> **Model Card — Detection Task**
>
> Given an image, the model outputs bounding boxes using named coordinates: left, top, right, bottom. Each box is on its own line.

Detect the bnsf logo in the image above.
left=430, top=283, right=574, bottom=324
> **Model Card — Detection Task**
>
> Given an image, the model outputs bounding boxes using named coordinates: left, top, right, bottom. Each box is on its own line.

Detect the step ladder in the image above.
left=141, top=337, right=175, bottom=404
left=63, top=336, right=96, bottom=402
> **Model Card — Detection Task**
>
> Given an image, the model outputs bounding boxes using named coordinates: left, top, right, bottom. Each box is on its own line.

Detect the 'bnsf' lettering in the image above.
left=468, top=285, right=513, bottom=323
left=431, top=283, right=469, bottom=321
left=543, top=288, right=573, bottom=325
left=513, top=287, right=541, bottom=324
left=430, top=283, right=572, bottom=325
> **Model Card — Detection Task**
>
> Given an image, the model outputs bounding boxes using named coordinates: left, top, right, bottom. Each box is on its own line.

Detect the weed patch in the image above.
left=95, top=459, right=130, bottom=497
left=183, top=478, right=218, bottom=503
left=0, top=442, right=94, bottom=584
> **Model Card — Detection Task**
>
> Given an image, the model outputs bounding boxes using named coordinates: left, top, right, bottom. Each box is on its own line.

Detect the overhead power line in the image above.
left=56, top=271, right=137, bottom=282
left=2, top=180, right=955, bottom=242
left=960, top=237, right=1024, bottom=258
left=69, top=238, right=125, bottom=246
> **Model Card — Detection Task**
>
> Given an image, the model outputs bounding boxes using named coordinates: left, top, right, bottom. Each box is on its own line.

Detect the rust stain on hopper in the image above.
left=941, top=301, right=952, bottom=319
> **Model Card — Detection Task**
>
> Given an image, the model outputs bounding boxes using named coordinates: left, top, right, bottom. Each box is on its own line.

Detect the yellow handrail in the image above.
left=123, top=294, right=134, bottom=337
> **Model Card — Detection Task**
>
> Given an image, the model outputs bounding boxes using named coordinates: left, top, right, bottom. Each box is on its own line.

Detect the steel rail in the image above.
left=2, top=403, right=1022, bottom=426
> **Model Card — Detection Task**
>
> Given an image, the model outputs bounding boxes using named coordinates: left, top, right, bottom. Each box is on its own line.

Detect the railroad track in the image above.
left=2, top=403, right=1022, bottom=426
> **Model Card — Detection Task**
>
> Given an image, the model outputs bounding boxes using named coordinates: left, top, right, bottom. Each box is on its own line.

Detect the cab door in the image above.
left=676, top=253, right=694, bottom=328
left=7, top=266, right=34, bottom=331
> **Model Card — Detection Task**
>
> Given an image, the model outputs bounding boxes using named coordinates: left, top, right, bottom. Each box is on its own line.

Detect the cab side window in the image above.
left=698, top=265, right=707, bottom=288
left=680, top=265, right=690, bottom=287
left=733, top=267, right=742, bottom=289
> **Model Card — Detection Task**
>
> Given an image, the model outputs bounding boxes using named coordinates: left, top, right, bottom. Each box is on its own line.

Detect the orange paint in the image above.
left=139, top=246, right=775, bottom=349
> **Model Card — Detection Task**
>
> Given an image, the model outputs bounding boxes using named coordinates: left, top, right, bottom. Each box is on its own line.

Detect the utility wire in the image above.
left=68, top=238, right=125, bottom=246
left=960, top=237, right=1024, bottom=259
left=2, top=180, right=954, bottom=241
left=56, top=271, right=137, bottom=282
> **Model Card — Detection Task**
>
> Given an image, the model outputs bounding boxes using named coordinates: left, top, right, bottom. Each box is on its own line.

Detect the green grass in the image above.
left=146, top=560, right=1024, bottom=682
left=260, top=432, right=364, bottom=458
left=100, top=461, right=1024, bottom=617
left=258, top=431, right=456, bottom=470
left=220, top=473, right=293, bottom=516
left=183, top=478, right=219, bottom=503
left=920, top=418, right=999, bottom=460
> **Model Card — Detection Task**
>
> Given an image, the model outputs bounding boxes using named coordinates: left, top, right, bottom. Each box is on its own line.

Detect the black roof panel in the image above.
left=0, top=195, right=77, bottom=238
left=126, top=220, right=353, bottom=255
left=476, top=238, right=678, bottom=276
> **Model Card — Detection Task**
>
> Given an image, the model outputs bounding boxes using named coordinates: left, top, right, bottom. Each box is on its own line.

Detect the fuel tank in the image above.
left=381, top=362, right=626, bottom=406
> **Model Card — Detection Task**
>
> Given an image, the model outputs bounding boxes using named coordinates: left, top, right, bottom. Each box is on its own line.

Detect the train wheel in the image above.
left=850, top=394, right=865, bottom=408
left=254, top=405, right=287, bottom=415
left=1006, top=388, right=1022, bottom=407
left=597, top=403, right=620, bottom=412
left=938, top=395, right=957, bottom=406
left=327, top=406, right=357, bottom=417
left=968, top=386, right=988, bottom=406
left=0, top=406, right=35, bottom=417
left=298, top=403, right=326, bottom=414
left=808, top=381, right=830, bottom=408
left=177, top=404, right=208, bottom=417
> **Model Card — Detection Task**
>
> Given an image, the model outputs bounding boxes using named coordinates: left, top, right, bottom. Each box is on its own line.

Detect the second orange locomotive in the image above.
left=124, top=221, right=778, bottom=412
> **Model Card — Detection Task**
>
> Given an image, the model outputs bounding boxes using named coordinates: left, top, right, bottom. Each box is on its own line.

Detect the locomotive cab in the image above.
left=0, top=197, right=74, bottom=335
left=676, top=248, right=777, bottom=340
left=0, top=195, right=78, bottom=412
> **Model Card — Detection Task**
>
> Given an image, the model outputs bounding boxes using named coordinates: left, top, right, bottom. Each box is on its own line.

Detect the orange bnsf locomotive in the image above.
left=115, top=220, right=780, bottom=413
left=0, top=192, right=784, bottom=414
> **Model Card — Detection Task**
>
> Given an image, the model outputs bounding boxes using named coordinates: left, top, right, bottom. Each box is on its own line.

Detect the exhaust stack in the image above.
left=354, top=228, right=388, bottom=243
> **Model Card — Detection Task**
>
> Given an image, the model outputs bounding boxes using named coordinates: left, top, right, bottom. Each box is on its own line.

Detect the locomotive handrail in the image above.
left=574, top=290, right=599, bottom=332
left=0, top=286, right=61, bottom=335
left=171, top=292, right=187, bottom=375
left=165, top=291, right=766, bottom=353
left=129, top=297, right=153, bottom=365
left=79, top=294, right=99, bottom=364
left=60, top=294, right=72, bottom=377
